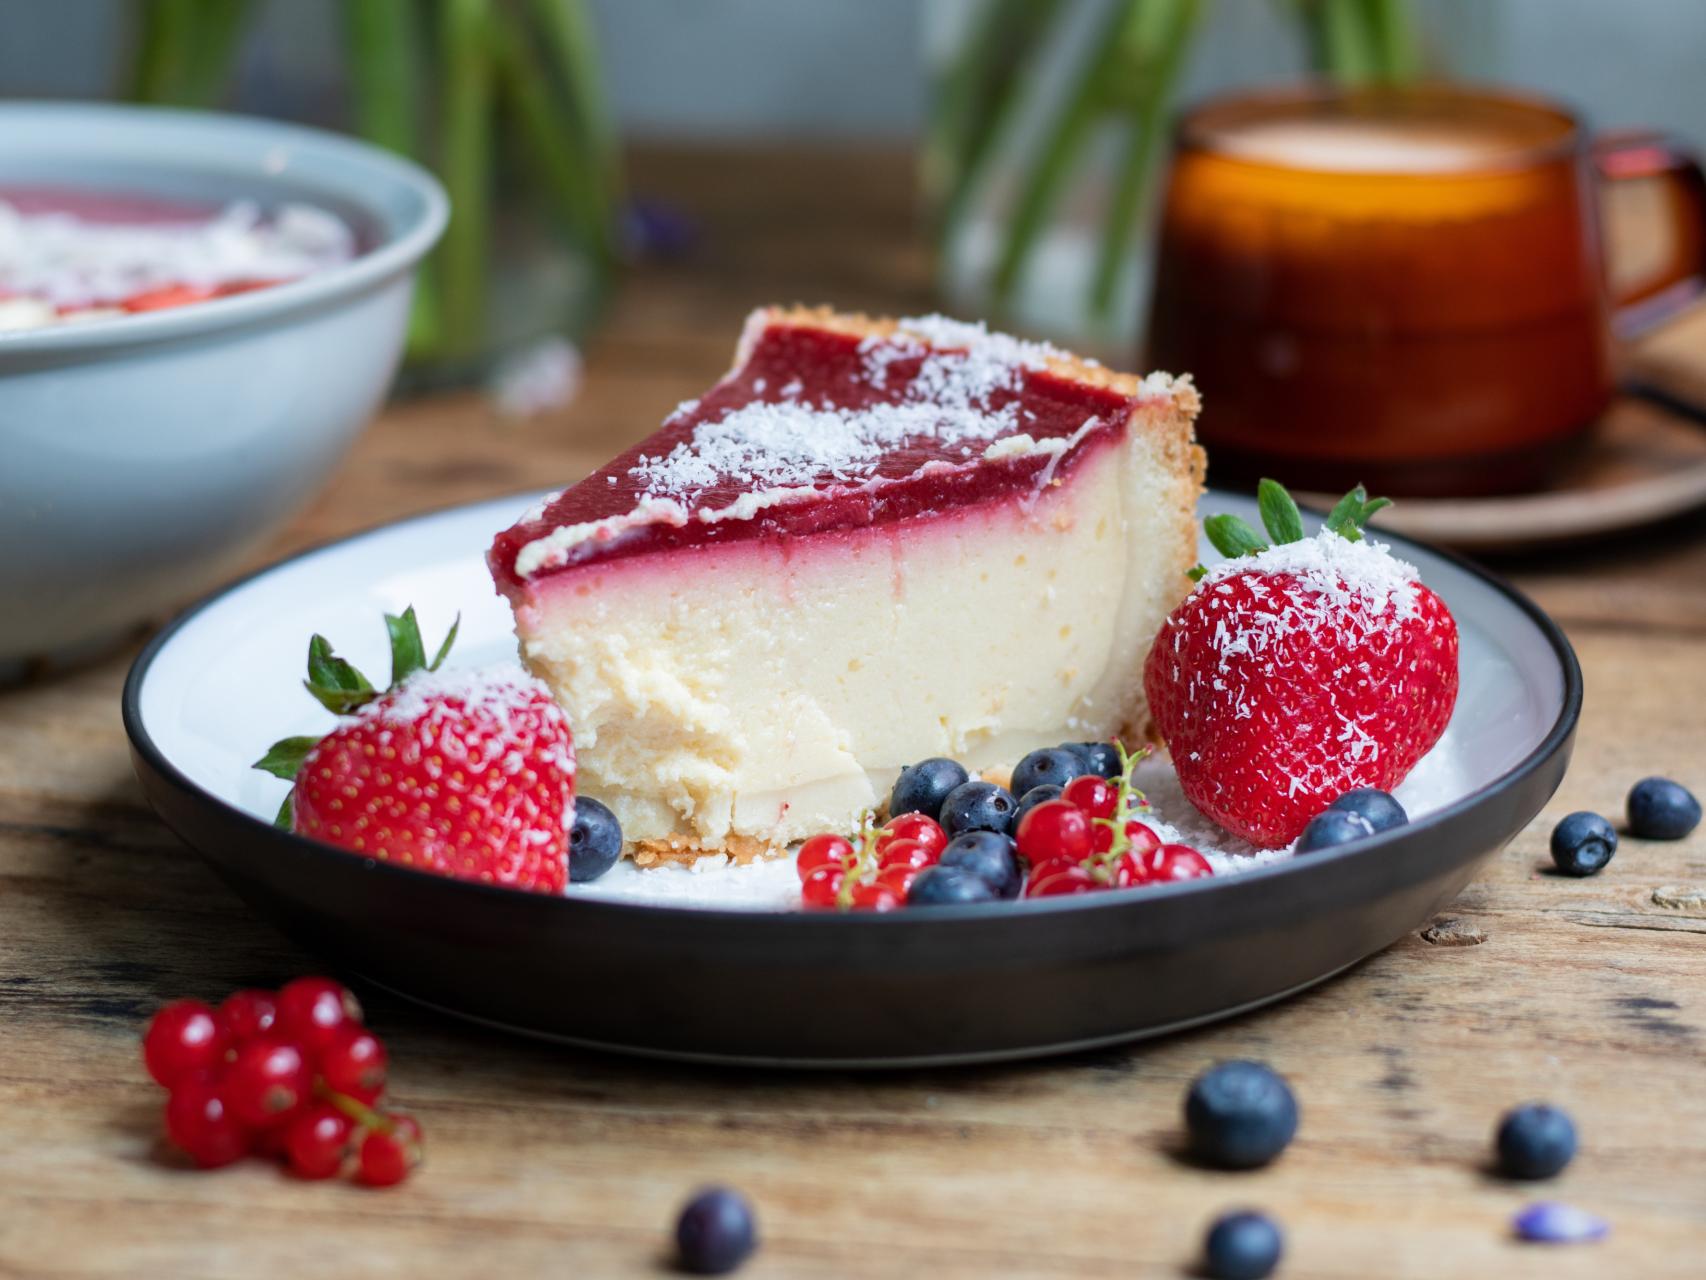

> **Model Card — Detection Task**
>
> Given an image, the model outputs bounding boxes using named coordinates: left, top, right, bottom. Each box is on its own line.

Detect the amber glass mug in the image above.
left=1146, top=84, right=1706, bottom=496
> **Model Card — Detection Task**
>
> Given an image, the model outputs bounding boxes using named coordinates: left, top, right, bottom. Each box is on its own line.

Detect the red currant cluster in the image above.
left=141, top=977, right=421, bottom=1186
left=797, top=812, right=947, bottom=910
left=1017, top=757, right=1212, bottom=896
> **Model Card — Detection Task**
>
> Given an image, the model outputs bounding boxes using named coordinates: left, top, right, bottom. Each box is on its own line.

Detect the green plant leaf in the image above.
left=1256, top=478, right=1306, bottom=545
left=252, top=735, right=321, bottom=781
left=1360, top=495, right=1393, bottom=524
left=1187, top=564, right=1208, bottom=582
left=386, top=607, right=428, bottom=688
left=429, top=614, right=461, bottom=671
left=274, top=792, right=294, bottom=830
left=304, top=634, right=375, bottom=715
left=1203, top=514, right=1268, bottom=560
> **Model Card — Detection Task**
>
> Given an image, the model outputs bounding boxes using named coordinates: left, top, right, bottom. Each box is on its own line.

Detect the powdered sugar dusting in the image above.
left=627, top=313, right=1069, bottom=503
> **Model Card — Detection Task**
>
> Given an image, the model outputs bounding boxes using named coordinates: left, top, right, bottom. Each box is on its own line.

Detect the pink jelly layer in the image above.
left=0, top=185, right=219, bottom=224
left=489, top=323, right=1138, bottom=593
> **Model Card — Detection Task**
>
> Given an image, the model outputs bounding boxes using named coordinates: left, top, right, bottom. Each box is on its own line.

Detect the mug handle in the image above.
left=1593, top=130, right=1706, bottom=338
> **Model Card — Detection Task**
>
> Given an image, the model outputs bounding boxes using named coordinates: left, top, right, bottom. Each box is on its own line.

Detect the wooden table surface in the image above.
left=4, top=147, right=1705, bottom=1279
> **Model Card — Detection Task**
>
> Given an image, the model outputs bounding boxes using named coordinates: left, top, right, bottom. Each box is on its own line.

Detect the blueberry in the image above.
left=1010, top=747, right=1087, bottom=798
left=1061, top=740, right=1121, bottom=778
left=568, top=797, right=622, bottom=882
left=938, top=831, right=1021, bottom=899
left=1295, top=809, right=1374, bottom=853
left=674, top=1186, right=757, bottom=1275
left=1185, top=1061, right=1299, bottom=1170
left=1203, top=1211, right=1284, bottom=1280
left=1627, top=777, right=1701, bottom=840
left=939, top=780, right=1017, bottom=837
left=1496, top=1103, right=1577, bottom=1180
left=889, top=758, right=970, bottom=823
left=1550, top=811, right=1617, bottom=876
left=907, top=865, right=998, bottom=906
left=1012, top=783, right=1063, bottom=833
left=1329, top=787, right=1408, bottom=833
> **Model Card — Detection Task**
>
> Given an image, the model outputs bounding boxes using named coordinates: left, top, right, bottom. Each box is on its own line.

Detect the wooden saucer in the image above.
left=1305, top=395, right=1706, bottom=553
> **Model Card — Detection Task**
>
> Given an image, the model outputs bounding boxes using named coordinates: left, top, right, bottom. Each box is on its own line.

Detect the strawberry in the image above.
left=253, top=609, right=576, bottom=893
left=1143, top=481, right=1458, bottom=849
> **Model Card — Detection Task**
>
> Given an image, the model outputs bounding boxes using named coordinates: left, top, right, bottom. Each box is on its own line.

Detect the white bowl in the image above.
left=0, top=103, right=447, bottom=676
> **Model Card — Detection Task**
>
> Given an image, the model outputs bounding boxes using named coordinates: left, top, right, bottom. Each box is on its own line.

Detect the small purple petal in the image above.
left=1513, top=1202, right=1609, bottom=1244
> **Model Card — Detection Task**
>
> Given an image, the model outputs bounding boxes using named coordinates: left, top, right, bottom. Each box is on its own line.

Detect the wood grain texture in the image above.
left=3, top=145, right=1705, bottom=1279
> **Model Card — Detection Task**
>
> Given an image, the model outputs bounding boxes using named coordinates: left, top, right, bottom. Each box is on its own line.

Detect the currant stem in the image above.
left=836, top=810, right=880, bottom=911
left=315, top=1079, right=393, bottom=1134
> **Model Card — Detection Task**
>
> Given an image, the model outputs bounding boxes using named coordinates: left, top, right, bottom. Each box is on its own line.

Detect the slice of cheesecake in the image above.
left=489, top=307, right=1204, bottom=864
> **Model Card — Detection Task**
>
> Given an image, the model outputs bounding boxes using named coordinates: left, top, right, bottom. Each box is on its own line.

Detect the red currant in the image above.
left=320, top=1024, right=388, bottom=1104
left=800, top=866, right=845, bottom=909
left=284, top=1104, right=354, bottom=1180
left=217, top=989, right=279, bottom=1044
left=796, top=833, right=853, bottom=881
left=1151, top=844, right=1214, bottom=882
left=223, top=1037, right=311, bottom=1128
left=879, top=813, right=947, bottom=858
left=357, top=1114, right=422, bottom=1187
left=1125, top=821, right=1162, bottom=857
left=275, top=977, right=361, bottom=1059
left=876, top=864, right=921, bottom=896
left=1062, top=774, right=1117, bottom=819
left=1025, top=863, right=1099, bottom=897
left=142, top=1000, right=228, bottom=1089
left=849, top=882, right=902, bottom=912
left=164, top=1076, right=249, bottom=1168
left=1015, top=799, right=1092, bottom=864
left=877, top=837, right=933, bottom=873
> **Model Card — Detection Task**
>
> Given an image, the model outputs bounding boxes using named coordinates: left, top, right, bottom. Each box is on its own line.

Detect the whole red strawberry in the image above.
left=1143, top=482, right=1458, bottom=848
left=254, top=609, right=576, bottom=893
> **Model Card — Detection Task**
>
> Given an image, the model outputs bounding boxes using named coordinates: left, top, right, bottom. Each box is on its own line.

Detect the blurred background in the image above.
left=6, top=0, right=1705, bottom=362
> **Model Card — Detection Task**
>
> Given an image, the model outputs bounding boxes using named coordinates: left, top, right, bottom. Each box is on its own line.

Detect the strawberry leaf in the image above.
left=1187, top=564, right=1208, bottom=582
left=1256, top=478, right=1305, bottom=545
left=252, top=735, right=320, bottom=781
left=1322, top=484, right=1394, bottom=544
left=429, top=614, right=460, bottom=672
left=304, top=635, right=375, bottom=714
left=273, top=793, right=294, bottom=830
left=386, top=607, right=428, bottom=688
left=1204, top=513, right=1268, bottom=560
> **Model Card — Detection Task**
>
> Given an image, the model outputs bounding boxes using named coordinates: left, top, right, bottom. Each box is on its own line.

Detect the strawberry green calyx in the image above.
left=1188, top=479, right=1392, bottom=580
left=253, top=607, right=460, bottom=829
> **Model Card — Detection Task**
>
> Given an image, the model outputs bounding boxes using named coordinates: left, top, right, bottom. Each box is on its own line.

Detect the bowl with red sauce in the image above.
left=0, top=103, right=446, bottom=677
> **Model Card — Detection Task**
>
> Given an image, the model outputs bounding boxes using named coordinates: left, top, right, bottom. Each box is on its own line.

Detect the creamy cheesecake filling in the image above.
left=511, top=410, right=1198, bottom=851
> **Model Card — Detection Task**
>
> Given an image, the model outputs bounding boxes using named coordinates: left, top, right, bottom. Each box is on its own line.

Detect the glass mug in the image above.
left=1146, top=84, right=1706, bottom=496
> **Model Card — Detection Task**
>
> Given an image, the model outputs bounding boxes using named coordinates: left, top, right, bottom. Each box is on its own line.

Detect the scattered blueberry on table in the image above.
left=1626, top=777, right=1701, bottom=840
left=1203, top=1210, right=1284, bottom=1280
left=1512, top=1201, right=1608, bottom=1245
left=1329, top=787, right=1408, bottom=833
left=889, top=758, right=970, bottom=823
left=567, top=797, right=622, bottom=882
left=1296, top=808, right=1374, bottom=853
left=1496, top=1103, right=1577, bottom=1180
left=1010, top=746, right=1087, bottom=798
left=1549, top=812, right=1618, bottom=877
left=674, top=1186, right=757, bottom=1275
left=939, top=779, right=1017, bottom=838
left=937, top=830, right=1022, bottom=899
left=1184, top=1061, right=1299, bottom=1170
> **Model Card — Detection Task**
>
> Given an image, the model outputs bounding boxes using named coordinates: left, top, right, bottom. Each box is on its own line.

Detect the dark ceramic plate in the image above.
left=124, top=490, right=1580, bottom=1066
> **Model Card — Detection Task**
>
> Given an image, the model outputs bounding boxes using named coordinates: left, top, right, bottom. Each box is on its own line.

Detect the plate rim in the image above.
left=122, top=486, right=1584, bottom=926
